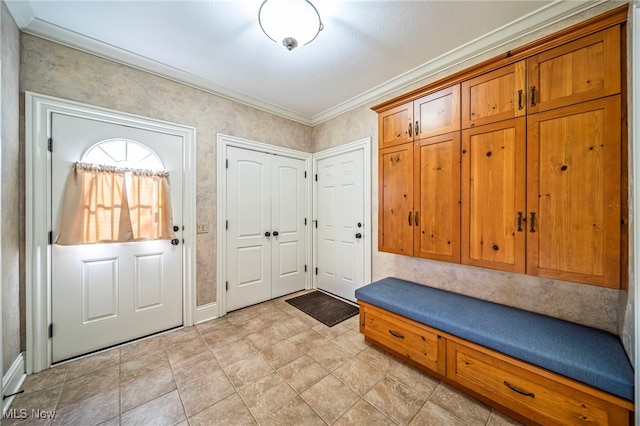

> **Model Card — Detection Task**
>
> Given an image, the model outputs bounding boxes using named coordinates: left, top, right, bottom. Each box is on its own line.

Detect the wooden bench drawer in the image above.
left=447, top=339, right=631, bottom=425
left=360, top=302, right=446, bottom=375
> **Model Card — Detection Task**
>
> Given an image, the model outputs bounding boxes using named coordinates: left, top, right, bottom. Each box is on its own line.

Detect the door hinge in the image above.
left=315, top=267, right=318, bottom=275
left=226, top=220, right=228, bottom=230
left=315, top=174, right=318, bottom=182
left=304, top=171, right=307, bottom=178
left=304, top=265, right=307, bottom=272
left=48, top=231, right=53, bottom=245
left=226, top=159, right=229, bottom=169
left=315, top=220, right=318, bottom=229
left=304, top=218, right=307, bottom=225
left=47, top=138, right=53, bottom=152
left=48, top=324, right=53, bottom=338
left=225, top=281, right=229, bottom=291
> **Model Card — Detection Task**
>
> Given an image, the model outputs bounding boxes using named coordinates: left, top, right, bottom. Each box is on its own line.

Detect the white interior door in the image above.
left=226, top=147, right=272, bottom=311
left=226, top=147, right=307, bottom=310
left=316, top=149, right=365, bottom=301
left=271, top=155, right=306, bottom=298
left=51, top=113, right=184, bottom=362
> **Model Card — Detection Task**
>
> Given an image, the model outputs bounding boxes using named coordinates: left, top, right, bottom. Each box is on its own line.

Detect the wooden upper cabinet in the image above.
left=527, top=96, right=621, bottom=288
left=462, top=61, right=526, bottom=129
left=379, top=85, right=460, bottom=150
left=379, top=103, right=413, bottom=149
left=379, top=143, right=414, bottom=255
left=462, top=118, right=526, bottom=273
left=414, top=133, right=461, bottom=263
left=414, top=85, right=461, bottom=140
left=528, top=26, right=621, bottom=113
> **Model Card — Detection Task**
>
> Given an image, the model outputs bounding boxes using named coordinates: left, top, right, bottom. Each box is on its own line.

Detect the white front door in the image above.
left=51, top=113, right=183, bottom=362
left=226, top=147, right=306, bottom=311
left=316, top=149, right=365, bottom=301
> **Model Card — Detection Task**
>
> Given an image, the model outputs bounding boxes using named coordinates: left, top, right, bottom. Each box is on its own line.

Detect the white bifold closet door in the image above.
left=226, top=146, right=306, bottom=311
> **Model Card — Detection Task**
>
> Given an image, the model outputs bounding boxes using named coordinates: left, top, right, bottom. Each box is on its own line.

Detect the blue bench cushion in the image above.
left=355, top=277, right=634, bottom=401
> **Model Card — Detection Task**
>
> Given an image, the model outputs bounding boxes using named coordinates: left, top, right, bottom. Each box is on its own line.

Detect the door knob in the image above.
left=265, top=231, right=271, bottom=237
left=355, top=233, right=362, bottom=239
left=171, top=238, right=180, bottom=246
left=273, top=231, right=279, bottom=236
left=173, top=225, right=180, bottom=232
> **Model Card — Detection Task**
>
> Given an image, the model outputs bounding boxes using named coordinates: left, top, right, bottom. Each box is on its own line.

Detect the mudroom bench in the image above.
left=355, top=277, right=634, bottom=425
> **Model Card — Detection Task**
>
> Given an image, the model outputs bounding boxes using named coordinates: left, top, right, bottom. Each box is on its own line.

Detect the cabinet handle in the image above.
left=530, top=86, right=536, bottom=107
left=529, top=212, right=536, bottom=233
left=408, top=211, right=413, bottom=226
left=516, top=212, right=523, bottom=232
left=407, top=122, right=413, bottom=137
left=389, top=330, right=405, bottom=339
left=415, top=120, right=420, bottom=136
left=504, top=381, right=535, bottom=398
left=414, top=211, right=419, bottom=227
left=517, top=90, right=523, bottom=110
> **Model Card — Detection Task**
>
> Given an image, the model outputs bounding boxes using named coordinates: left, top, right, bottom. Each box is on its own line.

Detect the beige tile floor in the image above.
left=6, top=291, right=523, bottom=426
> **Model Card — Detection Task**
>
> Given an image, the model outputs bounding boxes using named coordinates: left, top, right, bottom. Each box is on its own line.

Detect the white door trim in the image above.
left=25, top=92, right=197, bottom=373
left=216, top=134, right=312, bottom=317
left=312, top=138, right=372, bottom=291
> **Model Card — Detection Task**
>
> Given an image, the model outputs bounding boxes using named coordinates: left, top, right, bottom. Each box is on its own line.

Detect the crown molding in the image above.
left=7, top=0, right=606, bottom=127
left=311, top=0, right=608, bottom=125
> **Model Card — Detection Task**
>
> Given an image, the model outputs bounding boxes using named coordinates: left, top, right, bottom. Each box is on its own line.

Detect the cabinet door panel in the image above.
left=379, top=102, right=414, bottom=149
left=462, top=118, right=526, bottom=273
left=415, top=85, right=461, bottom=139
left=528, top=26, right=620, bottom=113
left=414, top=133, right=461, bottom=263
left=527, top=96, right=621, bottom=287
left=379, top=143, right=414, bottom=255
left=462, top=61, right=526, bottom=129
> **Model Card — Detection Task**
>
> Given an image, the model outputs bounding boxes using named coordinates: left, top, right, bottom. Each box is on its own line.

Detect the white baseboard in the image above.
left=195, top=302, right=218, bottom=324
left=2, top=352, right=26, bottom=415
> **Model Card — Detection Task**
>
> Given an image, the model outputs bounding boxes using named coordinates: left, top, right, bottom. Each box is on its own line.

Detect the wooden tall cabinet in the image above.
left=414, top=132, right=461, bottom=263
left=374, top=6, right=627, bottom=289
left=378, top=85, right=461, bottom=260
left=461, top=118, right=526, bottom=273
left=527, top=96, right=621, bottom=288
left=379, top=143, right=414, bottom=255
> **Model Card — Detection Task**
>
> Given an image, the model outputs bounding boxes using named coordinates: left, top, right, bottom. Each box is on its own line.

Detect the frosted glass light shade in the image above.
left=259, top=0, right=323, bottom=50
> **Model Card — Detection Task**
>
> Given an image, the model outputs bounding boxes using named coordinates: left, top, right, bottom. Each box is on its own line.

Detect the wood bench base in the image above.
left=359, top=301, right=634, bottom=426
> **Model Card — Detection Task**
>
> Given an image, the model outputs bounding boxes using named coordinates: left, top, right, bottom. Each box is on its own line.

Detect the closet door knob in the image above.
left=273, top=231, right=279, bottom=237
left=265, top=231, right=271, bottom=237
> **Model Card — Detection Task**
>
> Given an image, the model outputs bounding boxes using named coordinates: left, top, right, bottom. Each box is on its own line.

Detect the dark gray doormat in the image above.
left=285, top=291, right=359, bottom=327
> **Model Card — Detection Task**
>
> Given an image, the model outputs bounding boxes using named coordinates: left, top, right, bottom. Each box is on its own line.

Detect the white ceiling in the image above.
left=6, top=0, right=604, bottom=125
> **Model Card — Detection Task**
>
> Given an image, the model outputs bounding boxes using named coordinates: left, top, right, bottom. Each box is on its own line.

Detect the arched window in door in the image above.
left=57, top=139, right=174, bottom=245
left=82, top=139, right=164, bottom=170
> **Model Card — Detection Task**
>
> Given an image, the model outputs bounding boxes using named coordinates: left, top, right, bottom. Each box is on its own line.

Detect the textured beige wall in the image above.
left=20, top=35, right=312, bottom=311
left=2, top=2, right=21, bottom=372
left=312, top=2, right=630, bottom=337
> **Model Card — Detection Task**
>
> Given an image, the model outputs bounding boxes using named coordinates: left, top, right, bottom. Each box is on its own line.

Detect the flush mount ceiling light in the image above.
left=258, top=0, right=324, bottom=51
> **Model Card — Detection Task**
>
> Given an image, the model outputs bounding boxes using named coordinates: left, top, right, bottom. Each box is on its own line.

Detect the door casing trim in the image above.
left=312, top=138, right=373, bottom=293
left=216, top=133, right=312, bottom=317
left=26, top=92, right=197, bottom=373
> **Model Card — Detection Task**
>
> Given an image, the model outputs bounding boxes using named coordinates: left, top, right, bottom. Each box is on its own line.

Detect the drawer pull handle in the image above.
left=504, top=381, right=535, bottom=398
left=388, top=330, right=405, bottom=339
